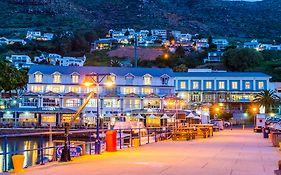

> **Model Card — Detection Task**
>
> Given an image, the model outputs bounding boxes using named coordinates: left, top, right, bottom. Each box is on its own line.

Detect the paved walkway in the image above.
left=22, top=129, right=279, bottom=175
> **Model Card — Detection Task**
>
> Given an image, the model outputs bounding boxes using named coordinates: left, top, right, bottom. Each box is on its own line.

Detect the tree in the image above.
left=124, top=30, right=130, bottom=36
left=222, top=48, right=263, bottom=71
left=173, top=64, right=187, bottom=72
left=253, top=90, right=280, bottom=113
left=175, top=46, right=185, bottom=58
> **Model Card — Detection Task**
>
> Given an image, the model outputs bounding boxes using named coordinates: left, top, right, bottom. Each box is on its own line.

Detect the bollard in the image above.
left=132, top=138, right=140, bottom=148
left=10, top=155, right=25, bottom=173
left=269, top=133, right=272, bottom=141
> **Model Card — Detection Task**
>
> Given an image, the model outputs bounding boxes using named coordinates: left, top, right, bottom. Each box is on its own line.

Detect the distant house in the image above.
left=151, top=29, right=167, bottom=39
left=26, top=31, right=54, bottom=41
left=26, top=31, right=41, bottom=40
left=34, top=53, right=86, bottom=66
left=212, top=39, right=229, bottom=50
left=0, top=37, right=9, bottom=45
left=6, top=55, right=35, bottom=69
left=180, top=41, right=194, bottom=48
left=196, top=42, right=209, bottom=50
left=243, top=39, right=260, bottom=50
left=259, top=44, right=281, bottom=51
left=0, top=37, right=26, bottom=45
left=204, top=51, right=223, bottom=63
left=178, top=34, right=192, bottom=42
left=171, top=31, right=181, bottom=39
left=91, top=38, right=115, bottom=51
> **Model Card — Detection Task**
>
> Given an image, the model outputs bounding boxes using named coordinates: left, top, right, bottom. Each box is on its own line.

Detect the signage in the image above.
left=56, top=146, right=82, bottom=158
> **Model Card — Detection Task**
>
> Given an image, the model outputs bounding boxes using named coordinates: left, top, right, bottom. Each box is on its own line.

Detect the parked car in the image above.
left=210, top=119, right=224, bottom=130
left=224, top=121, right=231, bottom=128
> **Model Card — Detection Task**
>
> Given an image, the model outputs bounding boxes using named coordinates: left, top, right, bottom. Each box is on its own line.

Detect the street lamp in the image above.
left=83, top=73, right=114, bottom=155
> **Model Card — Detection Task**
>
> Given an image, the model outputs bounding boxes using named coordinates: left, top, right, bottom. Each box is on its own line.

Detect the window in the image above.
left=43, top=98, right=60, bottom=107
left=205, top=81, right=212, bottom=89
left=192, top=81, right=199, bottom=89
left=180, top=81, right=186, bottom=89
left=72, top=75, right=79, bottom=84
left=124, top=99, right=140, bottom=109
left=53, top=74, right=61, bottom=83
left=35, top=73, right=43, bottom=83
left=65, top=99, right=80, bottom=107
left=144, top=75, right=152, bottom=85
left=245, top=81, right=251, bottom=89
left=161, top=77, right=169, bottom=85
left=218, top=81, right=225, bottom=89
left=143, top=88, right=153, bottom=94
left=86, top=99, right=97, bottom=107
left=104, top=99, right=120, bottom=108
left=107, top=75, right=116, bottom=84
left=31, top=85, right=43, bottom=92
left=123, top=87, right=136, bottom=94
left=46, top=85, right=64, bottom=93
left=232, top=82, right=238, bottom=89
left=69, top=86, right=80, bottom=93
left=258, top=82, right=264, bottom=89
left=125, top=75, right=134, bottom=85
left=22, top=97, right=38, bottom=106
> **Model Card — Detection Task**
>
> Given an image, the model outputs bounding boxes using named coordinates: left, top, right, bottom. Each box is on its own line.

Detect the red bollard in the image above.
left=106, top=130, right=117, bottom=152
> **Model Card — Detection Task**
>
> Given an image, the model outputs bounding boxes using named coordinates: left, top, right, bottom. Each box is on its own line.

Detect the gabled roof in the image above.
left=28, top=65, right=174, bottom=77
left=174, top=72, right=271, bottom=78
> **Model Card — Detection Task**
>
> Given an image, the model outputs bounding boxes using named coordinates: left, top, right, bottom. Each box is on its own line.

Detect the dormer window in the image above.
left=143, top=74, right=152, bottom=85
left=161, top=75, right=169, bottom=85
left=107, top=74, right=116, bottom=84
left=53, top=73, right=61, bottom=83
left=125, top=73, right=134, bottom=85
left=34, top=72, right=43, bottom=83
left=71, top=74, right=79, bottom=84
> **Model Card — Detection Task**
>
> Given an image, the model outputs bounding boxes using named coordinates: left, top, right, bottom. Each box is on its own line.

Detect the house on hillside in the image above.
left=91, top=38, right=115, bottom=51
left=0, top=37, right=26, bottom=45
left=26, top=31, right=54, bottom=41
left=259, top=44, right=281, bottom=51
left=178, top=34, right=192, bottom=42
left=212, top=39, right=229, bottom=50
left=243, top=39, right=260, bottom=50
left=34, top=53, right=86, bottom=66
left=6, top=55, right=35, bottom=69
left=151, top=29, right=167, bottom=39
left=204, top=51, right=223, bottom=63
left=0, top=37, right=9, bottom=45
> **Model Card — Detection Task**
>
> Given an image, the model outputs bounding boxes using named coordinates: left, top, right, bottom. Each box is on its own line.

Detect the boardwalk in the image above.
left=22, top=129, right=279, bottom=175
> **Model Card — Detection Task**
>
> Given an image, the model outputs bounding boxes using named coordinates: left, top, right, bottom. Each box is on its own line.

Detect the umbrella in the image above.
left=160, top=113, right=170, bottom=119
left=134, top=113, right=144, bottom=119
left=171, top=113, right=176, bottom=119
left=193, top=115, right=201, bottom=120
left=148, top=114, right=157, bottom=119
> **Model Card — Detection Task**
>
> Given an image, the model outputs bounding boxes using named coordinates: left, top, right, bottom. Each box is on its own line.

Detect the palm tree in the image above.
left=253, top=90, right=280, bottom=113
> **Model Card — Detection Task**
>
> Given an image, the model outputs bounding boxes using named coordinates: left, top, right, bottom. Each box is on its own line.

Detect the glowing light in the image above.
left=270, top=113, right=275, bottom=117
left=83, top=81, right=94, bottom=87
left=219, top=103, right=223, bottom=107
left=164, top=53, right=169, bottom=59
left=215, top=107, right=220, bottom=112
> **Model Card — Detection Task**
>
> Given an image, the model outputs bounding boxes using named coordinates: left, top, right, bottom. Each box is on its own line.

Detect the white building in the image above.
left=26, top=31, right=54, bottom=41
left=34, top=53, right=86, bottom=66
left=6, top=55, right=35, bottom=69
left=259, top=44, right=281, bottom=51
left=26, top=31, right=41, bottom=40
left=151, top=29, right=167, bottom=39
left=243, top=39, right=260, bottom=50
left=212, top=39, right=229, bottom=50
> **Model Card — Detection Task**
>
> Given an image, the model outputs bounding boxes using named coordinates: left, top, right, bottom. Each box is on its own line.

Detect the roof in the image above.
left=28, top=65, right=174, bottom=77
left=174, top=72, right=271, bottom=78
left=3, top=107, right=76, bottom=114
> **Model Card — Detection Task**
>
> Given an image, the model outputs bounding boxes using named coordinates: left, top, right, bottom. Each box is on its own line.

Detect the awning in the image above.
left=160, top=113, right=170, bottom=119
left=3, top=107, right=76, bottom=114
left=134, top=113, right=144, bottom=119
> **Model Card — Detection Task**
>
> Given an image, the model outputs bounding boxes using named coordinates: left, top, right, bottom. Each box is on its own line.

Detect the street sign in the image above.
left=56, top=146, right=82, bottom=158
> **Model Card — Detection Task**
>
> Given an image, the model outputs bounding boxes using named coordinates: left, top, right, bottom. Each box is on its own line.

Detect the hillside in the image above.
left=0, top=0, right=280, bottom=40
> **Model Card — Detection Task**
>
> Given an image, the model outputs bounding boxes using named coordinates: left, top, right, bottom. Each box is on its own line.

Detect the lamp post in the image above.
left=84, top=73, right=114, bottom=155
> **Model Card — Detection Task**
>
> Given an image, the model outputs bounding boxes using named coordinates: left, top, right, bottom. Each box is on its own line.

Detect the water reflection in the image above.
left=0, top=137, right=53, bottom=172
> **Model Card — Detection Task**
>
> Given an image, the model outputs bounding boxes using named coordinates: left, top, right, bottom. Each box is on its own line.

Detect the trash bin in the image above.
left=106, top=130, right=117, bottom=152
left=272, top=132, right=281, bottom=147
left=263, top=127, right=270, bottom=138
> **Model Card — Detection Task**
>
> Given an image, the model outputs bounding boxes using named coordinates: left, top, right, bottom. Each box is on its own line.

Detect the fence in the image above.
left=0, top=127, right=173, bottom=172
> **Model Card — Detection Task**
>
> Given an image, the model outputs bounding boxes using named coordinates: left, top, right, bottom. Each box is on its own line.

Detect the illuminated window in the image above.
left=125, top=74, right=134, bottom=84
left=258, top=82, right=264, bottom=89
left=123, top=87, right=136, bottom=94
left=68, top=86, right=80, bottom=93
left=232, top=82, right=238, bottom=89
left=53, top=74, right=61, bottom=83
left=104, top=99, right=120, bottom=108
left=107, top=75, right=116, bottom=84
left=124, top=99, right=140, bottom=109
left=72, top=75, right=79, bottom=84
left=143, top=88, right=153, bottom=94
left=31, top=85, right=43, bottom=92
left=192, top=81, right=199, bottom=89
left=143, top=75, right=152, bottom=85
left=161, top=77, right=169, bottom=85
left=180, top=81, right=186, bottom=89
left=245, top=81, right=251, bottom=89
left=35, top=73, right=43, bottom=83
left=205, top=81, right=212, bottom=89
left=65, top=99, right=80, bottom=107
left=218, top=81, right=225, bottom=89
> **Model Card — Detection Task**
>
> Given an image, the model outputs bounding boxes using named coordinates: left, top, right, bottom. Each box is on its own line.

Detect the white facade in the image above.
left=34, top=53, right=86, bottom=66
left=6, top=55, right=35, bottom=69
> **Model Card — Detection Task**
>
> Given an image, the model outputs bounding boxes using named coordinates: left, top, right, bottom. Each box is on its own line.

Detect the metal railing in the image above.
left=0, top=127, right=173, bottom=172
